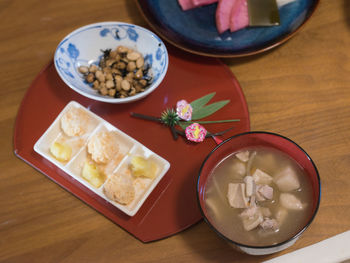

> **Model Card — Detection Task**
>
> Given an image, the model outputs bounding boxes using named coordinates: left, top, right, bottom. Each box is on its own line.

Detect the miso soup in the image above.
left=204, top=146, right=313, bottom=246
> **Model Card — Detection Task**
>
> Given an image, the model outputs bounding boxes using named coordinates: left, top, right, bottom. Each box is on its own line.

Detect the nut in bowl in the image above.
left=197, top=132, right=321, bottom=255
left=54, top=22, right=168, bottom=103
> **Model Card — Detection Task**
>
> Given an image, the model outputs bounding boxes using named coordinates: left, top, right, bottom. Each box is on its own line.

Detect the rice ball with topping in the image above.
left=61, top=107, right=89, bottom=137
left=87, top=131, right=119, bottom=164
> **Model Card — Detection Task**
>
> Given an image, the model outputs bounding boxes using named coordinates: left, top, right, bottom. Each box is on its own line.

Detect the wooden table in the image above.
left=1, top=0, right=349, bottom=262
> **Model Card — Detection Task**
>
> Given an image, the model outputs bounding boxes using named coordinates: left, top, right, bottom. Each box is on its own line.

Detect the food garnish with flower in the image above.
left=131, top=92, right=240, bottom=142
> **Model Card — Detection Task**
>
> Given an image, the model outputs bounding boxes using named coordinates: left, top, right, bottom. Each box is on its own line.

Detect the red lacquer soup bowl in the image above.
left=197, top=131, right=321, bottom=255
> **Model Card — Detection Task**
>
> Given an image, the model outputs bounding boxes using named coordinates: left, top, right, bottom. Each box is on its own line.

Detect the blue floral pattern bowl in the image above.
left=54, top=22, right=168, bottom=103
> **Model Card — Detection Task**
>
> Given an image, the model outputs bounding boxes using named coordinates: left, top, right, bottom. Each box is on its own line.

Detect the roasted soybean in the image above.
left=78, top=46, right=151, bottom=98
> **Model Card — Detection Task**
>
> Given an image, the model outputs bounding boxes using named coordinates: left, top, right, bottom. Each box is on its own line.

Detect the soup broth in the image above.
left=204, top=146, right=313, bottom=246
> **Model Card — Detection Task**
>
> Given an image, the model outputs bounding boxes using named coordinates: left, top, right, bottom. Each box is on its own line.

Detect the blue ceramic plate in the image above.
left=136, top=0, right=319, bottom=57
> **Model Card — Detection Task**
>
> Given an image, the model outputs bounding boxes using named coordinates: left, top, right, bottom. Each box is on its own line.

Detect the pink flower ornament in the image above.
left=185, top=123, right=207, bottom=142
left=176, top=100, right=193, bottom=121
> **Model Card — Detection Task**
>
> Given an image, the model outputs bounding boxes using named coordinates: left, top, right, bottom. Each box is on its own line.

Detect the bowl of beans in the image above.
left=54, top=22, right=168, bottom=103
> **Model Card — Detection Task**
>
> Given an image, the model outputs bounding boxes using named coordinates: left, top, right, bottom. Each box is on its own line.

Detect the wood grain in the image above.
left=1, top=0, right=349, bottom=262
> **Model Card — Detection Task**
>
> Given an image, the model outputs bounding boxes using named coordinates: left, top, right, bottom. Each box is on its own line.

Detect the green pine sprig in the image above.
left=160, top=108, right=180, bottom=127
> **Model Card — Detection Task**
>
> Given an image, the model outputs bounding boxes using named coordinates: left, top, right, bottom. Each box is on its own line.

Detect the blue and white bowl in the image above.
left=54, top=22, right=169, bottom=103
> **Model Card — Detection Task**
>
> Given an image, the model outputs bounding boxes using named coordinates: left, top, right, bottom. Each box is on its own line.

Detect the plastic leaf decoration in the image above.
left=190, top=92, right=216, bottom=110
left=190, top=92, right=230, bottom=120
left=191, top=100, right=230, bottom=120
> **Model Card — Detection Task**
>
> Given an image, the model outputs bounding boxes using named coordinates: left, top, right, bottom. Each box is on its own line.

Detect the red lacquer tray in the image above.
left=13, top=47, right=250, bottom=242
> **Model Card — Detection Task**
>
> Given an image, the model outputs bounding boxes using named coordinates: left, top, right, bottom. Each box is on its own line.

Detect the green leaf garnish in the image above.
left=190, top=92, right=216, bottom=110
left=183, top=119, right=240, bottom=124
left=178, top=122, right=189, bottom=130
left=178, top=119, right=240, bottom=130
left=191, top=100, right=230, bottom=120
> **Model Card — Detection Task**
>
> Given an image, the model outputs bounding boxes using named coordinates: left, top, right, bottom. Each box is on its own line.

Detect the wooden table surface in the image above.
left=1, top=0, right=349, bottom=262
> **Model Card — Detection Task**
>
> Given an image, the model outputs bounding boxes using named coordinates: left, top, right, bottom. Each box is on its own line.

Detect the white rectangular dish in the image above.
left=34, top=101, right=170, bottom=216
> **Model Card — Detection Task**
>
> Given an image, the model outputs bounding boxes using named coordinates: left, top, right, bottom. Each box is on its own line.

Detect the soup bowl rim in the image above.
left=196, top=131, right=321, bottom=250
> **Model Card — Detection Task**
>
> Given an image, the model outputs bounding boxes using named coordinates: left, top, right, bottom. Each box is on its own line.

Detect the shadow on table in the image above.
left=344, top=0, right=350, bottom=29
left=222, top=43, right=285, bottom=68
left=126, top=0, right=149, bottom=27
left=178, top=221, right=272, bottom=262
